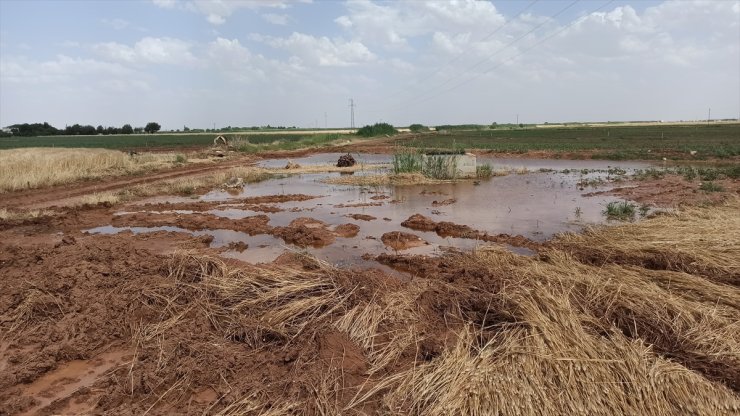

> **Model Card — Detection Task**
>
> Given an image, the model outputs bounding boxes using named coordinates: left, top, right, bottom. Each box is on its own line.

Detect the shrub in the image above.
left=603, top=201, right=636, bottom=221
left=175, top=154, right=187, bottom=164
left=699, top=181, right=724, bottom=192
left=409, top=124, right=429, bottom=133
left=476, top=163, right=493, bottom=178
left=356, top=123, right=398, bottom=137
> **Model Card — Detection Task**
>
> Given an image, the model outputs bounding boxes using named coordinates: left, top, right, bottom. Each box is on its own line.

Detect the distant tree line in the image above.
left=1, top=121, right=161, bottom=137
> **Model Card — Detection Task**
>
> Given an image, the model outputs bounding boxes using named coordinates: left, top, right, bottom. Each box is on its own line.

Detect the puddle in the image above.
left=89, top=155, right=654, bottom=268
left=19, top=350, right=131, bottom=416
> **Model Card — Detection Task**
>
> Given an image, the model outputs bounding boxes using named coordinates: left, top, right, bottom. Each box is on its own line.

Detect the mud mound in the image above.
left=347, top=213, right=376, bottom=221
left=336, top=153, right=356, bottom=167
left=402, top=214, right=540, bottom=250
left=273, top=217, right=335, bottom=247
left=381, top=231, right=429, bottom=251
left=401, top=213, right=437, bottom=232
left=111, top=212, right=272, bottom=236
left=334, top=223, right=360, bottom=238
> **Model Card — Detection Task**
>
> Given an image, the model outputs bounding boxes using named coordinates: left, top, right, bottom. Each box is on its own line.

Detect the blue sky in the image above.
left=1, top=0, right=738, bottom=129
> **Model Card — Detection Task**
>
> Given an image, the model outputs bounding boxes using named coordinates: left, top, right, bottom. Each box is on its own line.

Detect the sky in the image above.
left=0, top=0, right=738, bottom=129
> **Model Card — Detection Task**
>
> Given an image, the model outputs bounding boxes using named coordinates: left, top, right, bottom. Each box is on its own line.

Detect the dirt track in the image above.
left=0, top=156, right=256, bottom=210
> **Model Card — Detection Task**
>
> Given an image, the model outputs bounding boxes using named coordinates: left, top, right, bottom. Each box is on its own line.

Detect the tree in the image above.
left=121, top=124, right=134, bottom=134
left=409, top=123, right=428, bottom=133
left=144, top=122, right=161, bottom=134
left=96, top=125, right=104, bottom=135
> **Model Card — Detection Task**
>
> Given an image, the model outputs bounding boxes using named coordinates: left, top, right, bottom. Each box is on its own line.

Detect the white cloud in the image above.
left=94, top=37, right=197, bottom=65
left=0, top=54, right=140, bottom=85
left=259, top=32, right=376, bottom=66
left=262, top=12, right=289, bottom=25
left=101, top=18, right=130, bottom=30
left=153, top=0, right=295, bottom=25
left=335, top=0, right=505, bottom=51
left=152, top=0, right=178, bottom=9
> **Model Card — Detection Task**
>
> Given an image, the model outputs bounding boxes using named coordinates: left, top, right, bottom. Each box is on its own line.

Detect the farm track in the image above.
left=0, top=156, right=256, bottom=210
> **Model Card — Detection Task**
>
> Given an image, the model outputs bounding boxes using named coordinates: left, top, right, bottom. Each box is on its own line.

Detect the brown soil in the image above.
left=401, top=214, right=540, bottom=250
left=273, top=217, right=336, bottom=248
left=432, top=198, right=457, bottom=206
left=347, top=213, right=377, bottom=221
left=1, top=198, right=738, bottom=414
left=586, top=175, right=740, bottom=207
left=111, top=212, right=272, bottom=236
left=334, top=223, right=360, bottom=238
left=333, top=202, right=383, bottom=208
left=381, top=231, right=429, bottom=251
left=225, top=241, right=249, bottom=252
left=2, top=149, right=738, bottom=414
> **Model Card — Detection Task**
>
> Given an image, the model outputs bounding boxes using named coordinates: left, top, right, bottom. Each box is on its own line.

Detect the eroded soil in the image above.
left=1, top=153, right=738, bottom=414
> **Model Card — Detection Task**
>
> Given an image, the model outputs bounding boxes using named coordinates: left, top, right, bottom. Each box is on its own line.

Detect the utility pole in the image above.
left=707, top=108, right=711, bottom=123
left=324, top=112, right=327, bottom=129
left=516, top=114, right=519, bottom=125
left=349, top=99, right=355, bottom=129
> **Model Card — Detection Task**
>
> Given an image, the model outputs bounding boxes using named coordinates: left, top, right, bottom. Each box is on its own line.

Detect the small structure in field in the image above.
left=421, top=151, right=476, bottom=179
left=337, top=153, right=356, bottom=167
left=213, top=135, right=228, bottom=146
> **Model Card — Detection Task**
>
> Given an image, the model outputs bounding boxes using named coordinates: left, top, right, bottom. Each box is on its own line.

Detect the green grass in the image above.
left=405, top=123, right=740, bottom=160
left=0, top=132, right=345, bottom=150
left=603, top=201, right=636, bottom=221
left=232, top=133, right=342, bottom=153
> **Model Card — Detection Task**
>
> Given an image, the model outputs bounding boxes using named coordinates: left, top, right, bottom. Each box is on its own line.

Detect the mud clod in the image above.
left=381, top=231, right=429, bottom=250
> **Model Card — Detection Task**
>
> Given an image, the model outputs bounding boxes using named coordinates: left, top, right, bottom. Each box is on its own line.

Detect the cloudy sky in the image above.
left=1, top=0, right=738, bottom=129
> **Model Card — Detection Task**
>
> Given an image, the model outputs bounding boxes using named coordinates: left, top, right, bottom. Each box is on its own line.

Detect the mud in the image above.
left=432, top=198, right=457, bottom=206
left=1, top=151, right=737, bottom=414
left=111, top=211, right=272, bottom=236
left=334, top=223, right=360, bottom=238
left=381, top=231, right=429, bottom=251
left=402, top=214, right=541, bottom=250
left=588, top=175, right=740, bottom=207
left=347, top=213, right=377, bottom=221
left=273, top=217, right=336, bottom=248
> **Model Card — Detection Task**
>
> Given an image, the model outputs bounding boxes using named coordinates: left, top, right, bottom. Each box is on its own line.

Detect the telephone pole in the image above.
left=349, top=98, right=355, bottom=129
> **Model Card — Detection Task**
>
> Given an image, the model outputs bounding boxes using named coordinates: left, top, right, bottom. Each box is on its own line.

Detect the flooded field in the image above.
left=87, top=153, right=653, bottom=270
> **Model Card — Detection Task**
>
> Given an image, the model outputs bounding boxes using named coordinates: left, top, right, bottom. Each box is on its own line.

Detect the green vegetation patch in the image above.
left=356, top=123, right=398, bottom=137
left=406, top=124, right=740, bottom=160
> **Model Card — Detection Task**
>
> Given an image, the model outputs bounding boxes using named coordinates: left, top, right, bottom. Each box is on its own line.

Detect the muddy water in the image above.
left=18, top=350, right=131, bottom=416
left=88, top=155, right=653, bottom=269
